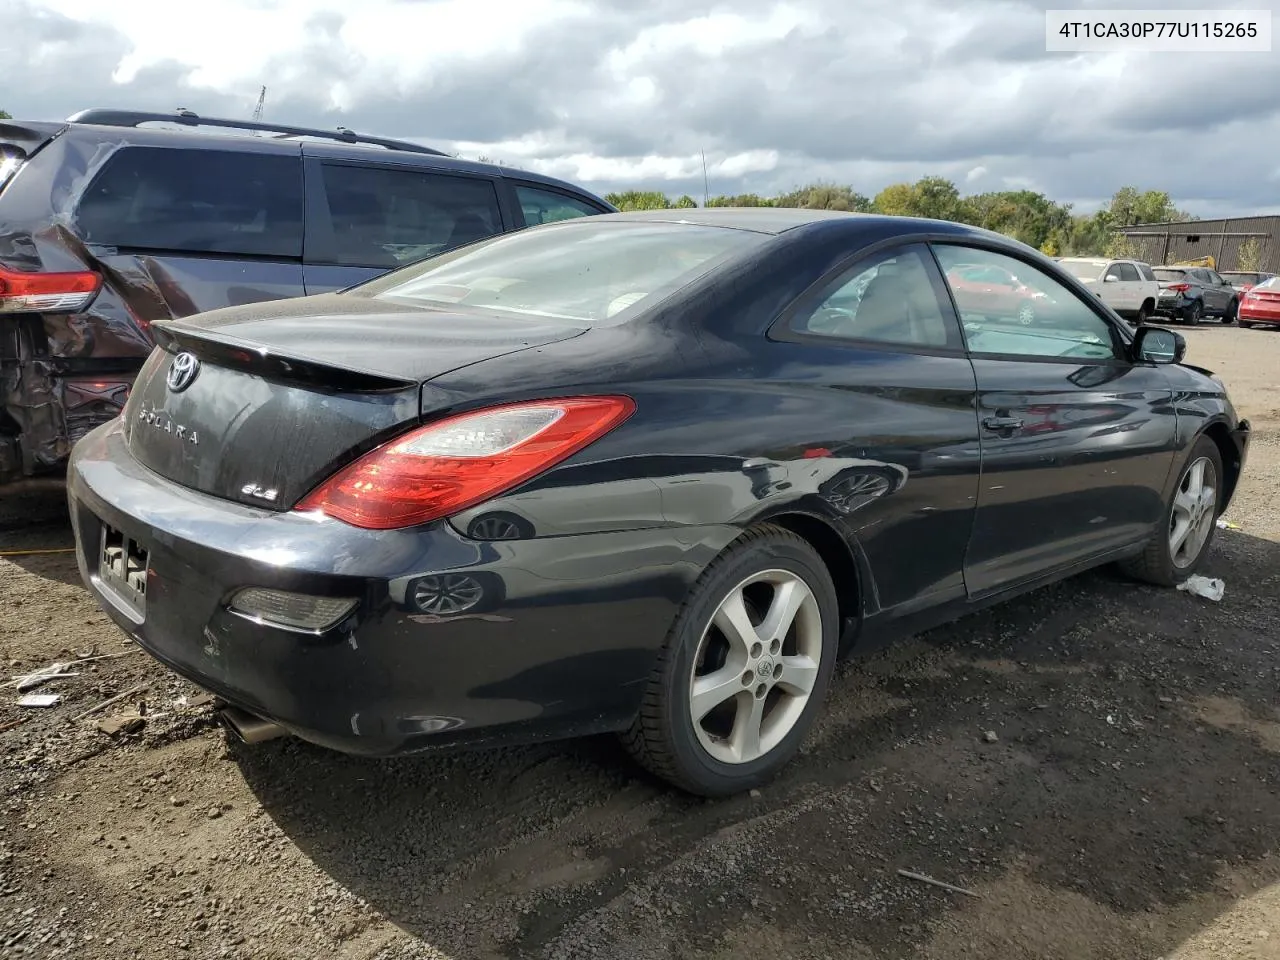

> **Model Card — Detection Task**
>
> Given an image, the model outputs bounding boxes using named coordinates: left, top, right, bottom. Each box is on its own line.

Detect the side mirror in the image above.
left=1133, top=325, right=1185, bottom=365
left=1103, top=274, right=1119, bottom=282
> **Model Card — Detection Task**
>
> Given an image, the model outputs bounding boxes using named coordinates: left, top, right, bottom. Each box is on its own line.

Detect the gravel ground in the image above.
left=2, top=325, right=1278, bottom=960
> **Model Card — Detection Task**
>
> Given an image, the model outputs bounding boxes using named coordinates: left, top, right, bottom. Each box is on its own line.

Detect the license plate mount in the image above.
left=99, top=522, right=149, bottom=616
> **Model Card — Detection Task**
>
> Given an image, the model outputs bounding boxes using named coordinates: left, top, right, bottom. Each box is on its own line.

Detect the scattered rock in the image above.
left=983, top=730, right=999, bottom=743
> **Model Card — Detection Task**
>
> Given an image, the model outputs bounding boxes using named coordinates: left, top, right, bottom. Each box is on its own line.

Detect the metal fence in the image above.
left=1118, top=216, right=1280, bottom=273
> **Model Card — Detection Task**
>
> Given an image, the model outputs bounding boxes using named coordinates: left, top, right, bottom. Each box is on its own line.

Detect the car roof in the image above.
left=1059, top=256, right=1108, bottom=263
left=63, top=121, right=608, bottom=202
left=583, top=207, right=995, bottom=237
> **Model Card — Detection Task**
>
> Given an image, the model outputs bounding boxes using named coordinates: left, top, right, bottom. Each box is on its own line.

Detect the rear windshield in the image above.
left=1255, top=276, right=1280, bottom=291
left=1153, top=268, right=1187, bottom=282
left=1057, top=259, right=1106, bottom=280
left=354, top=220, right=766, bottom=323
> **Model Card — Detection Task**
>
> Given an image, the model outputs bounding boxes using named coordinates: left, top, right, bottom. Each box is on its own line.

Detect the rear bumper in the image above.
left=1239, top=304, right=1280, bottom=324
left=68, top=420, right=729, bottom=756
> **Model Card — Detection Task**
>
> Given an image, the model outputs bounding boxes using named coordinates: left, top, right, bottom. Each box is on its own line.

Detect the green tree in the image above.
left=1104, top=187, right=1190, bottom=226
left=872, top=177, right=962, bottom=221
left=872, top=182, right=918, bottom=217
left=0, top=109, right=10, bottom=120
left=775, top=183, right=872, bottom=212
left=1238, top=237, right=1265, bottom=272
left=673, top=194, right=697, bottom=208
left=1103, top=232, right=1140, bottom=259
left=705, top=193, right=773, bottom=207
left=605, top=190, right=672, bottom=211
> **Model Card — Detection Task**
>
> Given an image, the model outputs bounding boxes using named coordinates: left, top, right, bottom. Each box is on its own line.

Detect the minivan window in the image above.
left=317, top=164, right=503, bottom=269
left=515, top=184, right=604, bottom=225
left=75, top=147, right=304, bottom=258
left=356, top=220, right=764, bottom=324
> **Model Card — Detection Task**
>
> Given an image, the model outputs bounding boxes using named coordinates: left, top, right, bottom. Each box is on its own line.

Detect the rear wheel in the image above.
left=1135, top=302, right=1150, bottom=325
left=1017, top=302, right=1036, bottom=325
left=1120, top=435, right=1222, bottom=586
left=1239, top=320, right=1254, bottom=329
left=1222, top=299, right=1238, bottom=324
left=1184, top=300, right=1204, bottom=325
left=622, top=525, right=839, bottom=796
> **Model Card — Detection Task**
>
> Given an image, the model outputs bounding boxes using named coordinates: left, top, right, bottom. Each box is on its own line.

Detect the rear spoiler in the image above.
left=151, top=321, right=418, bottom=394
left=0, top=120, right=67, bottom=158
left=0, top=121, right=66, bottom=191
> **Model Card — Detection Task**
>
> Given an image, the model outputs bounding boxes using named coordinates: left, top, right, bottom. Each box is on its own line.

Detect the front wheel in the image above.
left=1119, top=435, right=1222, bottom=587
left=622, top=525, right=839, bottom=796
left=1016, top=302, right=1036, bottom=325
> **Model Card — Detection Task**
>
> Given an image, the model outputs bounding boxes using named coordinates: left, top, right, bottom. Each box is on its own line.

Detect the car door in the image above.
left=301, top=157, right=507, bottom=295
left=931, top=243, right=1179, bottom=598
left=1202, top=269, right=1234, bottom=314
left=773, top=242, right=981, bottom=616
left=1114, top=261, right=1143, bottom=312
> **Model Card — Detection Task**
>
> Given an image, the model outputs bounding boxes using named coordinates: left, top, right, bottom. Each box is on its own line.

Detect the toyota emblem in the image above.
left=166, top=352, right=200, bottom=393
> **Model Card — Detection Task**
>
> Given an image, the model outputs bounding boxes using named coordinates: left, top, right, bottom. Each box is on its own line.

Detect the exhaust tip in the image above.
left=217, top=706, right=288, bottom=745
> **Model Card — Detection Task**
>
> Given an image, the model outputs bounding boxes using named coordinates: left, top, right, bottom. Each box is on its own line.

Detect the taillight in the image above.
left=0, top=265, right=102, bottom=314
left=296, top=396, right=636, bottom=530
left=1167, top=283, right=1191, bottom=293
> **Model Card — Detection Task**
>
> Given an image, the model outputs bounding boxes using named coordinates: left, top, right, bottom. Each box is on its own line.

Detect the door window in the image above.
left=514, top=184, right=605, bottom=225
left=317, top=164, right=503, bottom=268
left=75, top=147, right=304, bottom=258
left=933, top=245, right=1120, bottom=360
left=789, top=244, right=959, bottom=349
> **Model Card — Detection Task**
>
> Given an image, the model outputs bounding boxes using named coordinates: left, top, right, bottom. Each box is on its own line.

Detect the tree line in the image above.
left=604, top=180, right=1196, bottom=260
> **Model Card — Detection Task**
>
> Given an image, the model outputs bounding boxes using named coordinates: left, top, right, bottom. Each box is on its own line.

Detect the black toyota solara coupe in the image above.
left=67, top=208, right=1250, bottom=796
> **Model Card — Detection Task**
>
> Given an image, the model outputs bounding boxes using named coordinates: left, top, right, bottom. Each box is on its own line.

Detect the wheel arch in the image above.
left=1202, top=420, right=1243, bottom=510
left=748, top=510, right=865, bottom=652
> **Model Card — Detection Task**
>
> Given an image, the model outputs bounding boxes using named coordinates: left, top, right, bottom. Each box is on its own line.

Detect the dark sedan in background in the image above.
left=67, top=209, right=1249, bottom=796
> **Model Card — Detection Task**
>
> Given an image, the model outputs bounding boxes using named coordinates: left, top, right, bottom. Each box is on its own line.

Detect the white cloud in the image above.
left=7, top=0, right=1280, bottom=214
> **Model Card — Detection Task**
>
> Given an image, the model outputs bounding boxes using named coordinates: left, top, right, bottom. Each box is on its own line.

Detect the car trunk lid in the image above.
left=123, top=294, right=588, bottom=509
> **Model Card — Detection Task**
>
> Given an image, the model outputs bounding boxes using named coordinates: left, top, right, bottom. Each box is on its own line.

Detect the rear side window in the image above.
left=75, top=147, right=303, bottom=257
left=514, top=184, right=604, bottom=225
left=790, top=244, right=960, bottom=349
left=1138, top=263, right=1156, bottom=281
left=317, top=164, right=503, bottom=268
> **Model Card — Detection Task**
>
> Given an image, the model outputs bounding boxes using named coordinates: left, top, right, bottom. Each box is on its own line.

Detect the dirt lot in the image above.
left=2, top=326, right=1279, bottom=960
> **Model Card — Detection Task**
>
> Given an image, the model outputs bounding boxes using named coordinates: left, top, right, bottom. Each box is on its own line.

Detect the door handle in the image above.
left=982, top=415, right=1024, bottom=432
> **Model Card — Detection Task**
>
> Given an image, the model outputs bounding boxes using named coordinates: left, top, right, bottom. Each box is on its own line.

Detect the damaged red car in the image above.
left=0, top=108, right=613, bottom=491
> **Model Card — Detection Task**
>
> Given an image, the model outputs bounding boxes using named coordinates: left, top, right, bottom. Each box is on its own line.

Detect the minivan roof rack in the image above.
left=65, top=108, right=449, bottom=157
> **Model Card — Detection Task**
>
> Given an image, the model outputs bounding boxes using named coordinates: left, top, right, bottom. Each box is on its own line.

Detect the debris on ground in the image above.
left=96, top=714, right=147, bottom=737
left=896, top=869, right=982, bottom=898
left=70, top=682, right=149, bottom=722
left=982, top=730, right=999, bottom=743
left=1217, top=518, right=1242, bottom=531
left=1177, top=575, right=1226, bottom=602
left=10, top=662, right=78, bottom=691
left=17, top=693, right=62, bottom=708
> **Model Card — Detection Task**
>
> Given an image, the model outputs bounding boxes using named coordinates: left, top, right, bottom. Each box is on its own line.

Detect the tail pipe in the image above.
left=217, top=705, right=289, bottom=745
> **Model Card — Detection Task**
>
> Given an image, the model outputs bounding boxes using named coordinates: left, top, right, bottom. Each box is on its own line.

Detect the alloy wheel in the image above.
left=1017, top=302, right=1035, bottom=325
left=1169, top=456, right=1217, bottom=568
left=688, top=569, right=823, bottom=765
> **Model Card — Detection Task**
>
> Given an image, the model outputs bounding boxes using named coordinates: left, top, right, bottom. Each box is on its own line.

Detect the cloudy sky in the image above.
left=4, top=0, right=1277, bottom=216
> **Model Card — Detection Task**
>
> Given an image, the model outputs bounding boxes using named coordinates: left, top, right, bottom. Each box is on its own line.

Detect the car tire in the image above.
left=1239, top=320, right=1254, bottom=329
left=1017, top=302, right=1035, bottom=325
left=1184, top=300, right=1203, bottom=325
left=1119, top=435, right=1223, bottom=587
left=1222, top=299, right=1238, bottom=324
left=621, top=524, right=840, bottom=796
left=1136, top=303, right=1150, bottom=325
